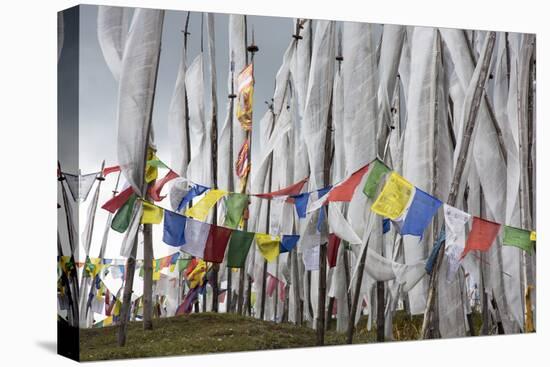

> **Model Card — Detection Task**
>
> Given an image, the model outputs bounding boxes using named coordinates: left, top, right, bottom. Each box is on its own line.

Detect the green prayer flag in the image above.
left=139, top=264, right=144, bottom=277
left=363, top=159, right=391, bottom=198
left=177, top=258, right=191, bottom=272
left=111, top=194, right=137, bottom=233
left=503, top=226, right=534, bottom=254
left=224, top=193, right=249, bottom=229
left=146, top=159, right=169, bottom=169
left=226, top=230, right=255, bottom=268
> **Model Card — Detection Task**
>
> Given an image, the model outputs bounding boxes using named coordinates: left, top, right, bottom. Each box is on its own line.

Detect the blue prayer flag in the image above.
left=163, top=210, right=187, bottom=247
left=425, top=229, right=446, bottom=274
left=177, top=184, right=209, bottom=212
left=383, top=218, right=391, bottom=234
left=315, top=186, right=332, bottom=232
left=280, top=235, right=300, bottom=253
left=400, top=188, right=442, bottom=237
left=293, top=192, right=310, bottom=219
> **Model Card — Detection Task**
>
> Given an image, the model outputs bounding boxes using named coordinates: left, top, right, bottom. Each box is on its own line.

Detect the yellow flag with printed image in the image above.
left=255, top=233, right=281, bottom=263
left=141, top=201, right=164, bottom=224
left=371, top=172, right=414, bottom=220
left=185, top=189, right=227, bottom=221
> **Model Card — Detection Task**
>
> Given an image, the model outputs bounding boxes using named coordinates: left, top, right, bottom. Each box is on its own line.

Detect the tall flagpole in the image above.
left=421, top=31, right=496, bottom=339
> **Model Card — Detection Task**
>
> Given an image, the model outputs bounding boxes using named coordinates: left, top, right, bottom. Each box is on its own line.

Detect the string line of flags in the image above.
left=90, top=156, right=536, bottom=274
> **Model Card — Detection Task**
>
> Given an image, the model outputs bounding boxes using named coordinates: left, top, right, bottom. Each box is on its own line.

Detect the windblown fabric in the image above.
left=203, top=226, right=233, bottom=263
left=227, top=231, right=255, bottom=268
left=302, top=20, right=335, bottom=190
left=185, top=189, right=227, bottom=221
left=181, top=219, right=211, bottom=258
left=256, top=234, right=281, bottom=263
left=503, top=226, right=534, bottom=254
left=371, top=172, right=414, bottom=220
left=462, top=217, right=501, bottom=257
left=167, top=39, right=189, bottom=178
left=149, top=170, right=179, bottom=202
left=343, top=22, right=378, bottom=175
left=141, top=201, right=163, bottom=224
left=116, top=9, right=164, bottom=197
left=162, top=210, right=186, bottom=247
left=443, top=204, right=471, bottom=281
left=97, top=6, right=130, bottom=81
left=229, top=15, right=248, bottom=189
left=185, top=54, right=212, bottom=187
left=223, top=193, right=249, bottom=229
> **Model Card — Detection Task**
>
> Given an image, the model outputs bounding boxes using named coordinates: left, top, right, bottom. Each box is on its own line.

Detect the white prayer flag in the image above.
left=303, top=245, right=320, bottom=271
left=443, top=204, right=471, bottom=281
left=181, top=218, right=210, bottom=258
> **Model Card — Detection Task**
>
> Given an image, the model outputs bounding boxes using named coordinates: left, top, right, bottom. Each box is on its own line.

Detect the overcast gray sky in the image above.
left=77, top=5, right=294, bottom=174
left=58, top=5, right=295, bottom=259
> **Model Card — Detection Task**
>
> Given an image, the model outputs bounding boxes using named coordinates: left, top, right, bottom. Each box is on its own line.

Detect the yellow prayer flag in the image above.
left=236, top=64, right=254, bottom=131
left=169, top=264, right=176, bottom=272
left=187, top=259, right=207, bottom=289
left=103, top=316, right=113, bottom=326
left=153, top=271, right=161, bottom=281
left=90, top=257, right=103, bottom=277
left=113, top=300, right=121, bottom=316
left=141, top=201, right=164, bottom=224
left=371, top=172, right=414, bottom=220
left=255, top=233, right=281, bottom=263
left=145, top=150, right=159, bottom=183
left=185, top=189, right=227, bottom=221
left=530, top=231, right=536, bottom=241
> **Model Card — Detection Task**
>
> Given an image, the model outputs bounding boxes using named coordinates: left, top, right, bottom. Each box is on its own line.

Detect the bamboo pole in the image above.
left=316, top=87, right=333, bottom=345
left=421, top=31, right=496, bottom=339
left=462, top=30, right=508, bottom=166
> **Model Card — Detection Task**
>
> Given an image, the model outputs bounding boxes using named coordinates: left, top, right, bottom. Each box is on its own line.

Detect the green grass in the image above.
left=79, top=311, right=481, bottom=361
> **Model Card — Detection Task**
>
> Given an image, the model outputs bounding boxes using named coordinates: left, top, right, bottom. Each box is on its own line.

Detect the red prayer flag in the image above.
left=185, top=258, right=198, bottom=278
left=327, top=233, right=341, bottom=268
left=327, top=164, right=370, bottom=202
left=267, top=275, right=278, bottom=297
left=103, top=165, right=121, bottom=176
left=462, top=217, right=501, bottom=258
left=148, top=170, right=179, bottom=201
left=279, top=281, right=286, bottom=302
left=255, top=178, right=308, bottom=201
left=101, top=186, right=134, bottom=213
left=203, top=226, right=233, bottom=263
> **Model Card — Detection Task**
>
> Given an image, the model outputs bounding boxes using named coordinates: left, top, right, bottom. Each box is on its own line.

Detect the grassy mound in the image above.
left=79, top=311, right=477, bottom=361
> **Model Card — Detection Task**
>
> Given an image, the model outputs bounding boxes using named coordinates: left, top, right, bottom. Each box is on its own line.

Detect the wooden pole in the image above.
left=462, top=30, right=508, bottom=166
left=205, top=12, right=220, bottom=313
left=142, top=183, right=155, bottom=330
left=346, top=237, right=369, bottom=344
left=117, top=237, right=138, bottom=346
left=421, top=31, right=496, bottom=339
left=316, top=86, right=333, bottom=345
left=118, top=11, right=165, bottom=343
